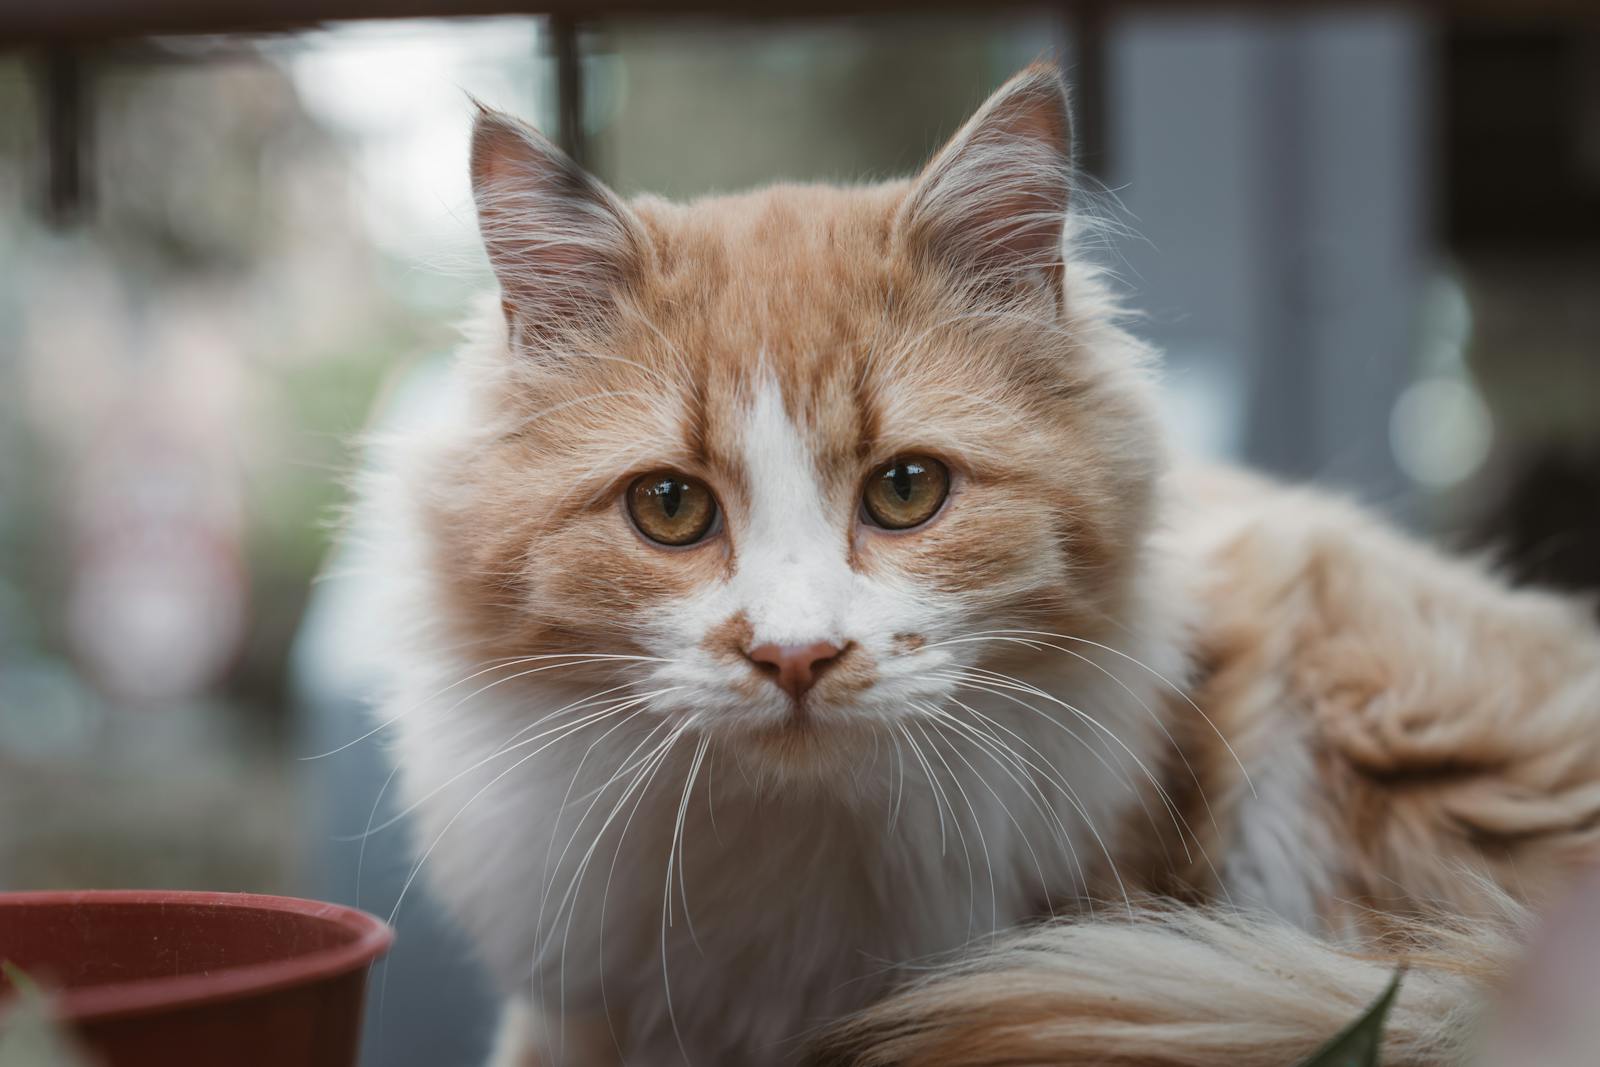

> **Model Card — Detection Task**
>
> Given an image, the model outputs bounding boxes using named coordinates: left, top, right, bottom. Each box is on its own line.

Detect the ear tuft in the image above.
left=898, top=65, right=1073, bottom=299
left=470, top=107, right=645, bottom=342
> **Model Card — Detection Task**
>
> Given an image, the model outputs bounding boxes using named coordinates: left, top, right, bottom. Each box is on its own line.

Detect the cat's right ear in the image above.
left=470, top=106, right=646, bottom=341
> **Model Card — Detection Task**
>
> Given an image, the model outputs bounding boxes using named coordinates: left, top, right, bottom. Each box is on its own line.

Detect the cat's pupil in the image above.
left=662, top=481, right=682, bottom=518
left=891, top=464, right=913, bottom=502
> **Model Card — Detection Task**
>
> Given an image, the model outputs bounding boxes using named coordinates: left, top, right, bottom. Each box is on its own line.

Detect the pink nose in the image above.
left=746, top=641, right=846, bottom=703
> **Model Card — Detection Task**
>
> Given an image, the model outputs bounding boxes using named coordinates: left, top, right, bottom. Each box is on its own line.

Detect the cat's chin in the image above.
left=714, top=705, right=899, bottom=782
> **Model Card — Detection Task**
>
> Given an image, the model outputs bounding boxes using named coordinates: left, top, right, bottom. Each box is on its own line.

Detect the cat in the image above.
left=366, top=64, right=1600, bottom=1066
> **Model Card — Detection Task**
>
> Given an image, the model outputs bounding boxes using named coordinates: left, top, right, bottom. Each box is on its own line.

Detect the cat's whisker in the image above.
left=422, top=655, right=667, bottom=739
left=542, top=712, right=698, bottom=971
left=532, top=707, right=665, bottom=1028
left=537, top=713, right=681, bottom=954
left=934, top=665, right=1198, bottom=865
left=885, top=723, right=908, bottom=835
left=999, top=633, right=1228, bottom=846
left=932, top=668, right=1189, bottom=883
left=931, top=629, right=1245, bottom=890
left=928, top=713, right=1049, bottom=895
left=908, top=717, right=979, bottom=942
left=929, top=669, right=1138, bottom=799
left=355, top=680, right=663, bottom=915
left=306, top=651, right=668, bottom=761
left=924, top=703, right=1077, bottom=911
left=1010, top=639, right=1241, bottom=892
left=347, top=681, right=650, bottom=844
left=934, top=628, right=1254, bottom=796
left=949, top=649, right=1198, bottom=864
left=557, top=718, right=704, bottom=813
left=947, top=699, right=1129, bottom=918
left=589, top=717, right=699, bottom=1059
left=676, top=736, right=712, bottom=954
left=660, top=731, right=713, bottom=1067
left=915, top=706, right=1005, bottom=935
left=893, top=720, right=946, bottom=858
left=942, top=696, right=1083, bottom=832
left=942, top=694, right=1111, bottom=909
left=534, top=713, right=681, bottom=1046
left=539, top=712, right=685, bottom=1047
left=536, top=695, right=686, bottom=945
left=704, top=745, right=724, bottom=846
left=360, top=684, right=614, bottom=921
left=386, top=690, right=665, bottom=935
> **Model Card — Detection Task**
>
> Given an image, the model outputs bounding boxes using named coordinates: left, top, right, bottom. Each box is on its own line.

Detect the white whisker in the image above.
left=308, top=652, right=668, bottom=761
left=908, top=717, right=978, bottom=942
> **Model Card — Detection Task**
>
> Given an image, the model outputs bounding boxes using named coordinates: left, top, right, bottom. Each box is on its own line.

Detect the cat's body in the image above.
left=370, top=67, right=1600, bottom=1066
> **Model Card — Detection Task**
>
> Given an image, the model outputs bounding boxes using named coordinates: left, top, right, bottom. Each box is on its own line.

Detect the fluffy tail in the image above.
left=809, top=907, right=1521, bottom=1067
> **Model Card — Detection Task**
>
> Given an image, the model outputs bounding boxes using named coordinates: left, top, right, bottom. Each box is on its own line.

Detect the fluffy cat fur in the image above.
left=366, top=65, right=1600, bottom=1066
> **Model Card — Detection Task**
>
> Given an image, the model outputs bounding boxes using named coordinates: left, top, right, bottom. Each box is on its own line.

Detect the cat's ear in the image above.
left=897, top=64, right=1072, bottom=299
left=470, top=105, right=647, bottom=340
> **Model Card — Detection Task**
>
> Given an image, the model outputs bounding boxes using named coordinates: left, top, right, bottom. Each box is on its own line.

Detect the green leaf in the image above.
left=1293, top=969, right=1405, bottom=1067
left=1, top=961, right=98, bottom=1067
left=0, top=963, right=38, bottom=999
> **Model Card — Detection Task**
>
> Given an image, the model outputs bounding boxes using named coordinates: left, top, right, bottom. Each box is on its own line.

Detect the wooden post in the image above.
left=551, top=14, right=587, bottom=169
left=40, top=47, right=89, bottom=225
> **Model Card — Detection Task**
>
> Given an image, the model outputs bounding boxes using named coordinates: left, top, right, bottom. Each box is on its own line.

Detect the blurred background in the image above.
left=0, top=3, right=1597, bottom=1064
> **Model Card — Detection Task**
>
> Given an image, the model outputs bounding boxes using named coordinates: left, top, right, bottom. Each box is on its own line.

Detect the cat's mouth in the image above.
left=732, top=714, right=862, bottom=773
left=716, top=691, right=897, bottom=765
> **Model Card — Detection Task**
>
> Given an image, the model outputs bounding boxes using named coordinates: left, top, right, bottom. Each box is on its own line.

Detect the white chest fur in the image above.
left=385, top=629, right=1180, bottom=1065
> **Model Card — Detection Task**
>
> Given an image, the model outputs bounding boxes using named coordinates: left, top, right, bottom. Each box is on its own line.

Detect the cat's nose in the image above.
left=745, top=641, right=846, bottom=703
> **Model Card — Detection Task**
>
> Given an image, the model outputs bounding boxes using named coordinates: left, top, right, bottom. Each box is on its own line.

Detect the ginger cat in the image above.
left=366, top=65, right=1600, bottom=1066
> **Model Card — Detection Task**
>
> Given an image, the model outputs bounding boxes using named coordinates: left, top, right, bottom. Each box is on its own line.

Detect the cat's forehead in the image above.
left=621, top=186, right=915, bottom=467
left=633, top=185, right=904, bottom=344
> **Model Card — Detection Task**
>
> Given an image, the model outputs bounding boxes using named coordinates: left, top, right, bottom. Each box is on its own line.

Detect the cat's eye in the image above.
left=626, top=472, right=719, bottom=547
left=861, top=456, right=950, bottom=531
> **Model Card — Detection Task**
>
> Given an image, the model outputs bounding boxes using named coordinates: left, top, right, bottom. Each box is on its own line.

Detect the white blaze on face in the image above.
left=647, top=371, right=944, bottom=722
left=729, top=375, right=854, bottom=649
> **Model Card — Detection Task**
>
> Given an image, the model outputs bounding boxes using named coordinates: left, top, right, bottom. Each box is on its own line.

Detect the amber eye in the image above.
left=862, top=456, right=950, bottom=530
left=626, top=472, right=718, bottom=547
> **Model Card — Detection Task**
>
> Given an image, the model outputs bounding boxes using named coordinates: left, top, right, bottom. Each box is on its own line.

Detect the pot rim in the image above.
left=0, top=889, right=394, bottom=1024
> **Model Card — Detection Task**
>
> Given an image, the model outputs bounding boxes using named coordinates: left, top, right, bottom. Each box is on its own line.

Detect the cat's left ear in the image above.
left=897, top=64, right=1072, bottom=301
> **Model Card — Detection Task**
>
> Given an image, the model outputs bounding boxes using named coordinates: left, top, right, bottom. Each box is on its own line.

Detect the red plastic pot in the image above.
left=0, top=890, right=394, bottom=1067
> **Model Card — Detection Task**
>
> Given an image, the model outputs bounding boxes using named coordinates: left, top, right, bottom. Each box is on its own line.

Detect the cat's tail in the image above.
left=808, top=904, right=1522, bottom=1067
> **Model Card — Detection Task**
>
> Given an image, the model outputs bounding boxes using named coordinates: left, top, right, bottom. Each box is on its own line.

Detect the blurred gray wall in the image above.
left=1110, top=12, right=1427, bottom=514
